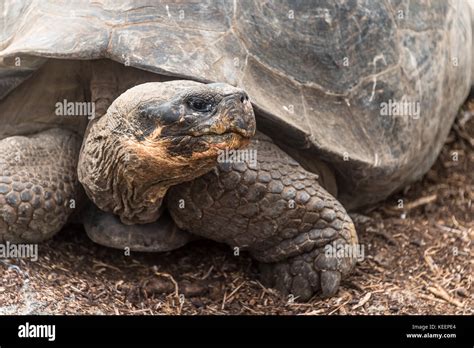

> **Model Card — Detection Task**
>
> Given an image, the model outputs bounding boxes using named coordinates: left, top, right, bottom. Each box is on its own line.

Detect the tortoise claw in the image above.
left=258, top=220, right=358, bottom=302
left=321, top=270, right=341, bottom=297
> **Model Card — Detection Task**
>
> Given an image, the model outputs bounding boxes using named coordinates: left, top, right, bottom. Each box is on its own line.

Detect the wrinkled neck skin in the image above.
left=78, top=107, right=224, bottom=225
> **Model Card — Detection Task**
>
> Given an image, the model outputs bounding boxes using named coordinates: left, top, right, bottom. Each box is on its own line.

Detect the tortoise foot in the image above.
left=258, top=217, right=358, bottom=301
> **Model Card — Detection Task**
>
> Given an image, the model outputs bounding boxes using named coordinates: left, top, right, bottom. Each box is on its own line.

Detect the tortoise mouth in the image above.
left=161, top=130, right=250, bottom=158
left=198, top=131, right=249, bottom=149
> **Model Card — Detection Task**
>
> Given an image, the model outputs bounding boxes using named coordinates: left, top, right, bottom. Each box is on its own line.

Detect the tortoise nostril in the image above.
left=239, top=92, right=249, bottom=103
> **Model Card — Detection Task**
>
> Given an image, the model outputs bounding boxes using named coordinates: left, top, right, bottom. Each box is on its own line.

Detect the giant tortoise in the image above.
left=0, top=1, right=472, bottom=301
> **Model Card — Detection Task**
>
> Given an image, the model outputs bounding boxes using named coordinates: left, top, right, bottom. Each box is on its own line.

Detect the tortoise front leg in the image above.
left=167, top=133, right=359, bottom=301
left=0, top=128, right=82, bottom=243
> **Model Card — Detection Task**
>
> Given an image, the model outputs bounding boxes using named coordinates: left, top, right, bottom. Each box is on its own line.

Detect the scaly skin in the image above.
left=0, top=128, right=82, bottom=242
left=168, top=133, right=358, bottom=300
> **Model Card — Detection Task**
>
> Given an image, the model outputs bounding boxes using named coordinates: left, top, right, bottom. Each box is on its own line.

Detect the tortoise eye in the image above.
left=188, top=97, right=213, bottom=112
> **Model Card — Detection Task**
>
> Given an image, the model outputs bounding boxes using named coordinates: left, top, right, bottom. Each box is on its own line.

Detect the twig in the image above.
left=201, top=266, right=214, bottom=280
left=154, top=272, right=179, bottom=298
left=427, top=284, right=463, bottom=308
left=221, top=291, right=227, bottom=311
left=92, top=261, right=122, bottom=273
left=224, top=282, right=246, bottom=303
left=328, top=295, right=352, bottom=315
left=404, top=194, right=437, bottom=210
left=423, top=254, right=439, bottom=275
left=352, top=292, right=372, bottom=310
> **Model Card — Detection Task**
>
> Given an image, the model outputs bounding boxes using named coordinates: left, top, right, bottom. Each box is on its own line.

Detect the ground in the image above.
left=0, top=98, right=472, bottom=315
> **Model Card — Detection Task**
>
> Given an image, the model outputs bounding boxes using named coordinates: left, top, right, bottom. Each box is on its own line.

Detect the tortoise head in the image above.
left=78, top=80, right=255, bottom=224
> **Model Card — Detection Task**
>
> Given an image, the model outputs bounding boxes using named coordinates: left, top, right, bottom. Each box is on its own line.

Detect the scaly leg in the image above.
left=167, top=133, right=358, bottom=300
left=0, top=128, right=82, bottom=243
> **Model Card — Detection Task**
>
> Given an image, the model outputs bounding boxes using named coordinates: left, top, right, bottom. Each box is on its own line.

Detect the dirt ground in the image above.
left=0, top=98, right=472, bottom=316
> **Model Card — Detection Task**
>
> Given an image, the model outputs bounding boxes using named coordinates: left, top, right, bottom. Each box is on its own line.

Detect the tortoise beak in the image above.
left=212, top=91, right=256, bottom=138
